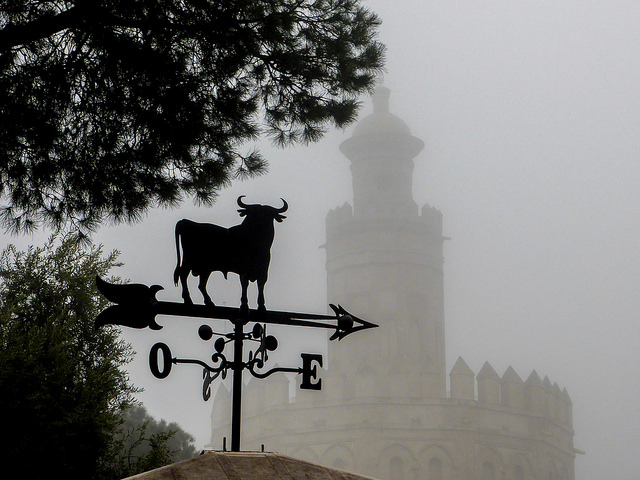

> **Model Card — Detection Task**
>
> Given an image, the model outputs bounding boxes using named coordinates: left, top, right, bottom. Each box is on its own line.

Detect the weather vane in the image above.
left=95, top=196, right=377, bottom=452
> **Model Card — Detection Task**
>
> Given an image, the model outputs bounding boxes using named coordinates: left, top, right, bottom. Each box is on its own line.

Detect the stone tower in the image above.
left=212, top=86, right=576, bottom=480
left=324, top=83, right=446, bottom=399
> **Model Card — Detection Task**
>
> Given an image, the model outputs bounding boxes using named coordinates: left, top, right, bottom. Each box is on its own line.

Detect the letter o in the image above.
left=149, top=343, right=172, bottom=379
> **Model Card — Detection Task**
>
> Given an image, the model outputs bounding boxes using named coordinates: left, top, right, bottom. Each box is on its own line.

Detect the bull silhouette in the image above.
left=174, top=196, right=287, bottom=316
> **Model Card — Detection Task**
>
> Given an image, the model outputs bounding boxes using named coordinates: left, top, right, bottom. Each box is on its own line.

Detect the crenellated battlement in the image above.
left=224, top=359, right=573, bottom=432
left=420, top=204, right=443, bottom=233
left=326, top=201, right=443, bottom=235
left=449, top=357, right=573, bottom=427
left=215, top=357, right=576, bottom=475
left=325, top=201, right=444, bottom=270
left=325, top=202, right=353, bottom=231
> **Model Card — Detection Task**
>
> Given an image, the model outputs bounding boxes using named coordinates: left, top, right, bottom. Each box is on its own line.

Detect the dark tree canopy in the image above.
left=0, top=235, right=134, bottom=478
left=0, top=235, right=197, bottom=479
left=0, top=0, right=384, bottom=233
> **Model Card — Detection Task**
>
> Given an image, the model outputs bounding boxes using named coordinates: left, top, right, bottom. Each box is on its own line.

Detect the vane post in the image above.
left=231, top=317, right=244, bottom=452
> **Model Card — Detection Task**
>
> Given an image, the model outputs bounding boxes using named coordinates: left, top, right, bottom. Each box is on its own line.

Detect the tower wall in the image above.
left=224, top=362, right=575, bottom=480
left=325, top=202, right=446, bottom=398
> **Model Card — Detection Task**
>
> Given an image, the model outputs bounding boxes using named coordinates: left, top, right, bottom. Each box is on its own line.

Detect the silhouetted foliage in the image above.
left=0, top=234, right=136, bottom=478
left=0, top=0, right=384, bottom=233
left=0, top=235, right=197, bottom=479
left=102, top=405, right=197, bottom=478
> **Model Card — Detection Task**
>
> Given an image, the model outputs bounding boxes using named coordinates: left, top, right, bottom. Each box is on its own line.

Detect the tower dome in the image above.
left=352, top=85, right=412, bottom=137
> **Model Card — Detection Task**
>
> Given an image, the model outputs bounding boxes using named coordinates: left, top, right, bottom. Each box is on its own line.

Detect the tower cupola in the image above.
left=339, top=85, right=424, bottom=218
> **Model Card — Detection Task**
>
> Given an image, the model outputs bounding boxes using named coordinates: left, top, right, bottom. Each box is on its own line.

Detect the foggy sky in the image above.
left=5, top=2, right=640, bottom=480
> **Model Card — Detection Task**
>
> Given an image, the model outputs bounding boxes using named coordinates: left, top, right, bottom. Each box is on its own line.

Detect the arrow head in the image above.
left=329, top=304, right=377, bottom=340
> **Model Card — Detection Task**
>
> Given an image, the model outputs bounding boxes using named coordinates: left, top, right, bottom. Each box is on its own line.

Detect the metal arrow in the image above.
left=95, top=276, right=377, bottom=340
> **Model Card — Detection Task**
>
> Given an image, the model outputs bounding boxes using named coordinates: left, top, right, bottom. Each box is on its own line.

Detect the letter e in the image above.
left=300, top=353, right=323, bottom=390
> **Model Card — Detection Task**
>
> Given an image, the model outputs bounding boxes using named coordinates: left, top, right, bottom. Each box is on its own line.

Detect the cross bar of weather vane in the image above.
left=95, top=276, right=376, bottom=340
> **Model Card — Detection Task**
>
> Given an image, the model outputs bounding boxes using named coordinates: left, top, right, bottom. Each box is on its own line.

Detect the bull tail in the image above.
left=174, top=220, right=183, bottom=286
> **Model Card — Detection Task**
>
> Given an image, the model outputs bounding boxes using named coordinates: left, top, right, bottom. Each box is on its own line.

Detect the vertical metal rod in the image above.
left=230, top=318, right=243, bottom=451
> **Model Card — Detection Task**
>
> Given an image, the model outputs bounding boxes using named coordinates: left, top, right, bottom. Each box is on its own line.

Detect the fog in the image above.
left=5, top=2, right=640, bottom=479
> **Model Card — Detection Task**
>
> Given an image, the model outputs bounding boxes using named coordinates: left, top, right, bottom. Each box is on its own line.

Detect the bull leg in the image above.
left=239, top=275, right=249, bottom=318
left=198, top=271, right=214, bottom=307
left=257, top=276, right=267, bottom=317
left=178, top=269, right=193, bottom=305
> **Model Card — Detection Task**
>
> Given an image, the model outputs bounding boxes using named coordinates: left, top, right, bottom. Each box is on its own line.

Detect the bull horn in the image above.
left=237, top=195, right=249, bottom=208
left=276, top=198, right=288, bottom=213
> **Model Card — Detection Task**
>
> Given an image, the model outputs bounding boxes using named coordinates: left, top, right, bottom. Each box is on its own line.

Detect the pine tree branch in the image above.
left=0, top=6, right=83, bottom=49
